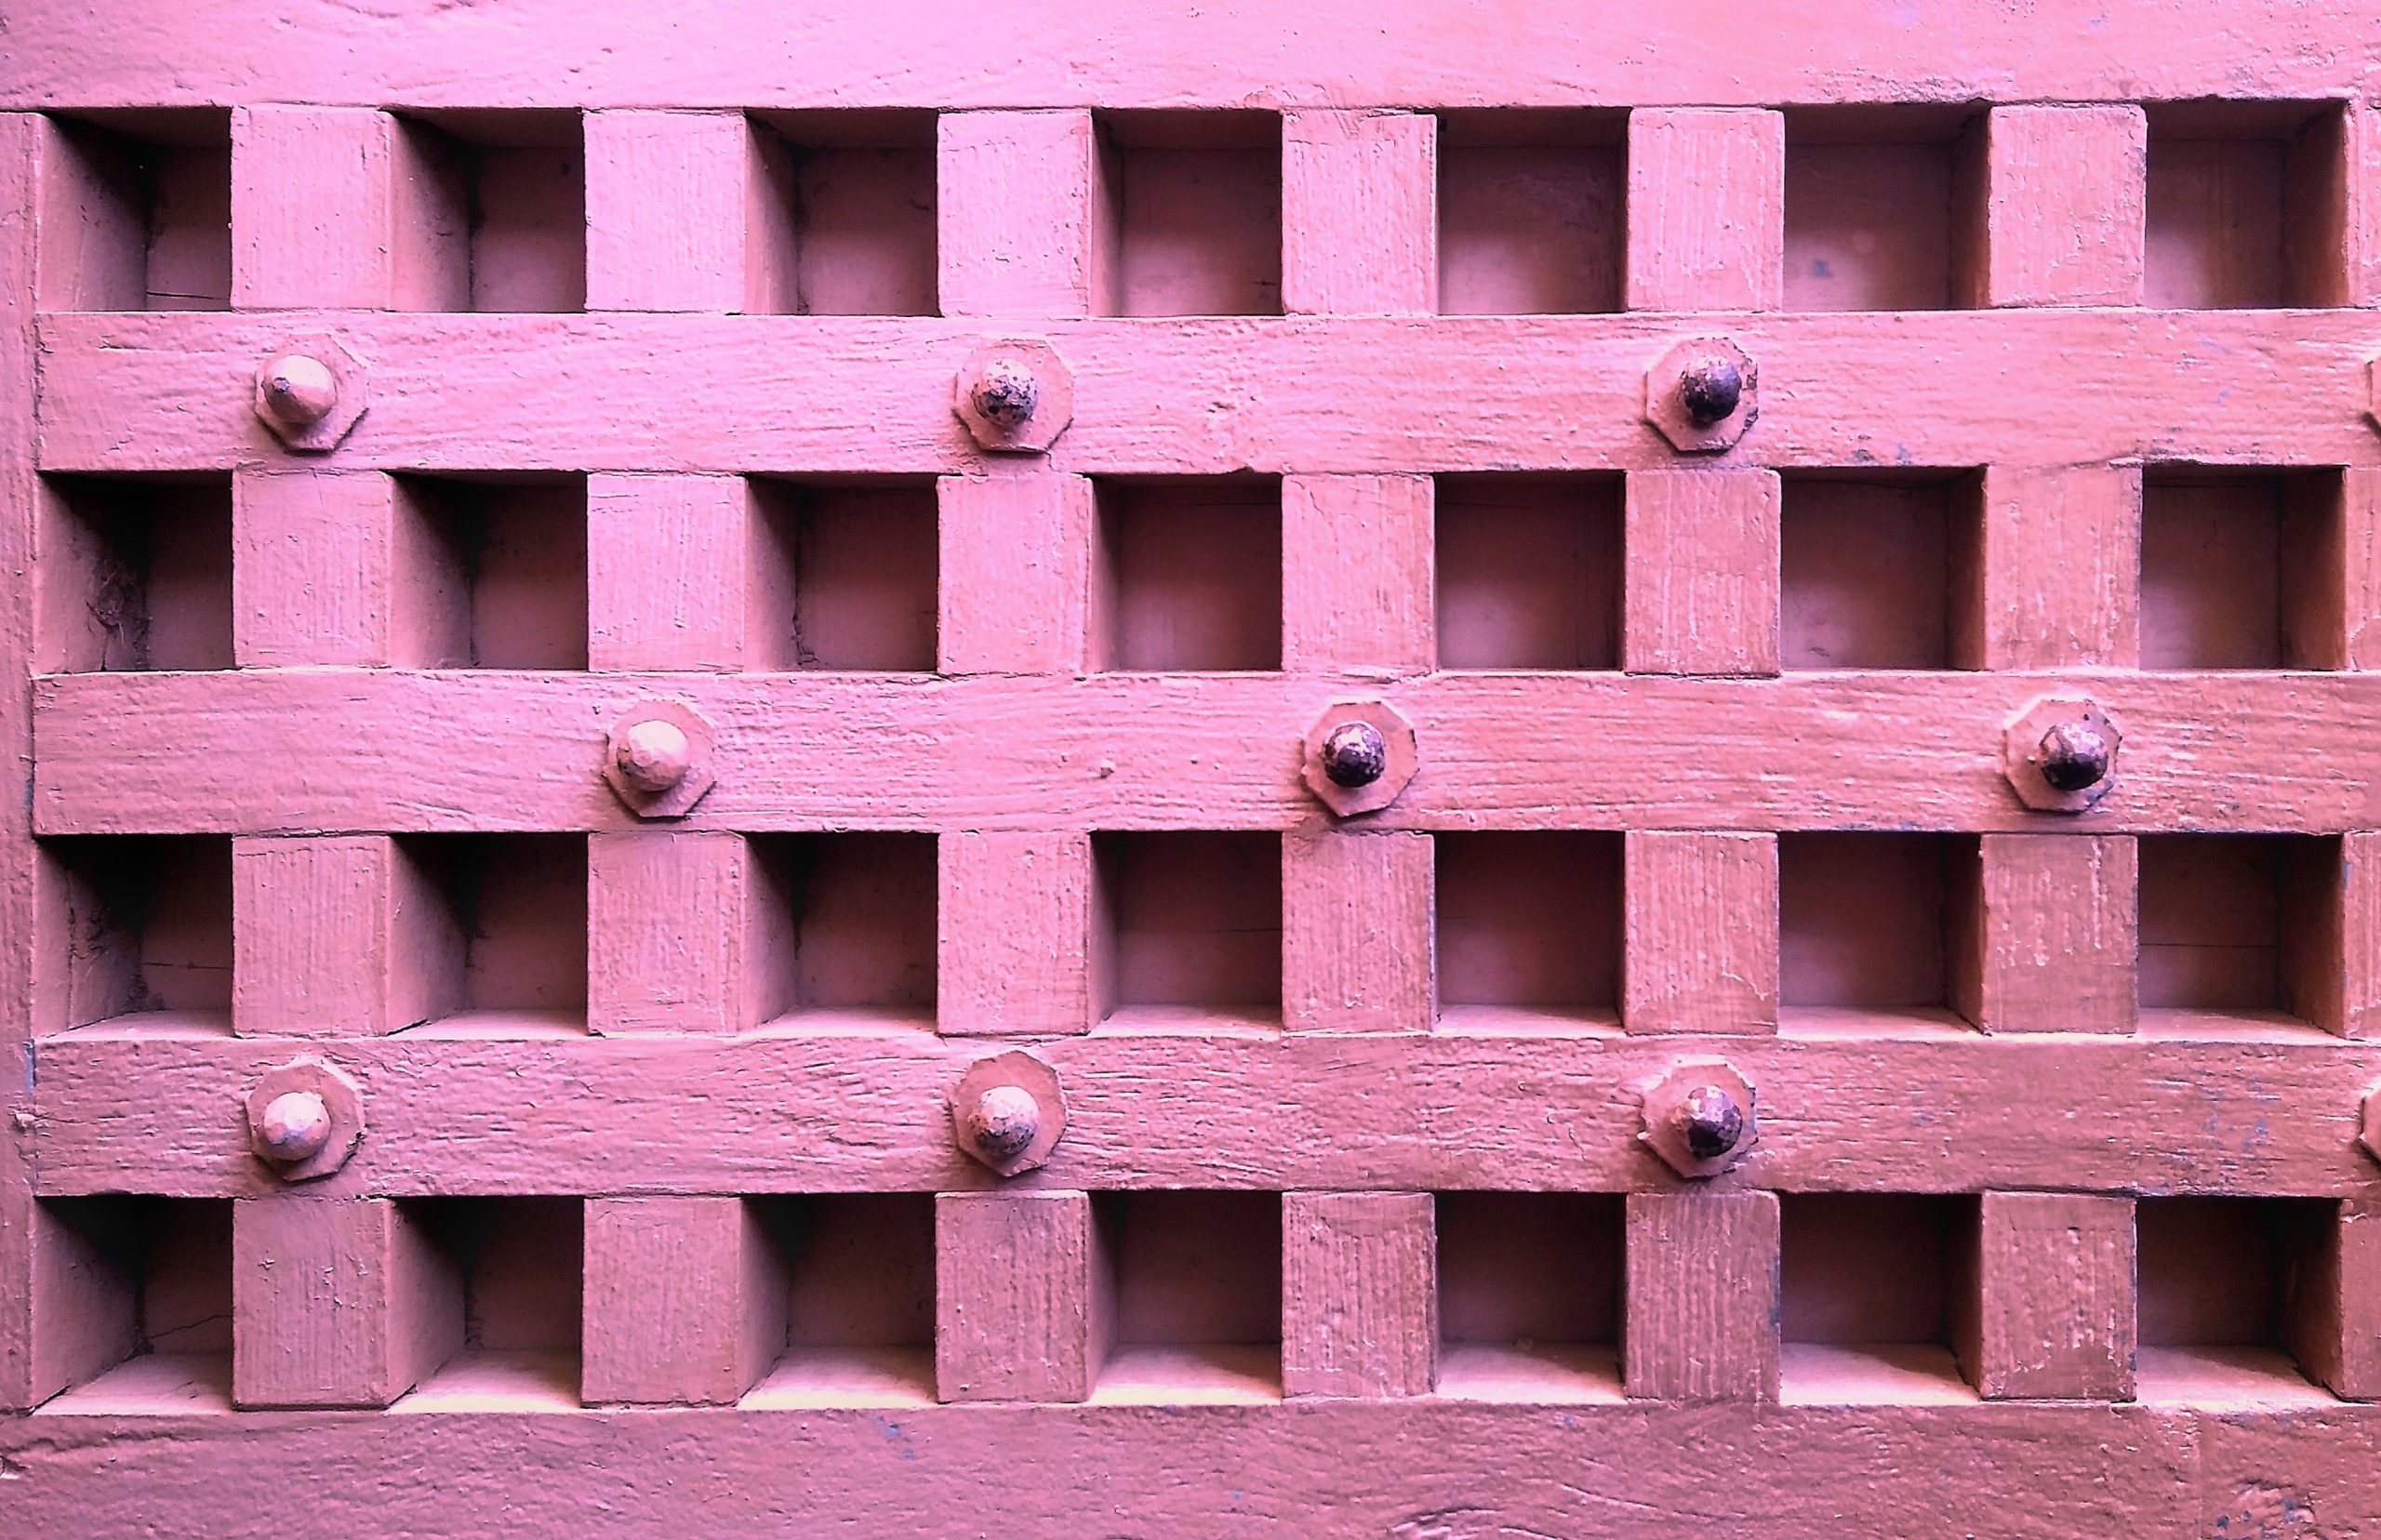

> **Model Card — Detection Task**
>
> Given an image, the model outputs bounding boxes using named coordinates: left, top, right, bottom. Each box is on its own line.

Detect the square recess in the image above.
left=42, top=835, right=233, bottom=1036
left=39, top=474, right=233, bottom=673
left=1780, top=833, right=1977, bottom=1029
left=392, top=110, right=585, bottom=312
left=1097, top=111, right=1282, bottom=316
left=393, top=475, right=590, bottom=670
left=395, top=1197, right=584, bottom=1411
left=1436, top=110, right=1624, bottom=315
left=37, top=110, right=230, bottom=311
left=395, top=834, right=590, bottom=1036
left=35, top=1197, right=233, bottom=1414
left=2147, top=101, right=2348, bottom=309
left=748, top=111, right=938, bottom=315
left=1781, top=471, right=1983, bottom=669
left=1092, top=1190, right=1282, bottom=1403
left=1786, top=106, right=1984, bottom=312
left=1780, top=1192, right=1979, bottom=1403
left=1434, top=1191, right=1623, bottom=1401
left=1094, top=832, right=1282, bottom=1029
left=2136, top=835, right=2343, bottom=1030
left=2141, top=468, right=2347, bottom=670
left=1434, top=832, right=1622, bottom=1032
left=748, top=833, right=938, bottom=1030
left=749, top=478, right=938, bottom=670
left=1435, top=474, right=1621, bottom=670
left=744, top=1194, right=937, bottom=1406
left=2135, top=1197, right=2338, bottom=1404
left=1094, top=478, right=1282, bottom=670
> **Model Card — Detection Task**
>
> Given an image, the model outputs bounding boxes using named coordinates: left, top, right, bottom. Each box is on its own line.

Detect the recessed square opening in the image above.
left=2137, top=834, right=2342, bottom=1030
left=1093, top=478, right=1282, bottom=671
left=37, top=111, right=230, bottom=312
left=392, top=110, right=585, bottom=312
left=1436, top=110, right=1624, bottom=315
left=1780, top=1192, right=1979, bottom=1402
left=1434, top=832, right=1622, bottom=1032
left=1097, top=111, right=1282, bottom=316
left=1781, top=471, right=1984, bottom=670
left=396, top=1197, right=583, bottom=1410
left=2141, top=467, right=2346, bottom=670
left=2147, top=101, right=2348, bottom=310
left=1092, top=1190, right=1282, bottom=1403
left=2136, top=1196, right=2335, bottom=1402
left=1434, top=1191, right=1622, bottom=1401
left=38, top=474, right=233, bottom=673
left=395, top=833, right=589, bottom=1036
left=1434, top=473, right=1621, bottom=670
left=747, top=111, right=938, bottom=315
left=1094, top=832, right=1282, bottom=1029
left=35, top=1196, right=233, bottom=1414
left=394, top=474, right=589, bottom=669
left=42, top=835, right=233, bottom=1036
left=1780, top=833, right=1975, bottom=1029
left=745, top=1194, right=937, bottom=1406
left=1785, top=106, right=1984, bottom=312
left=748, top=478, right=938, bottom=670
left=748, top=833, right=938, bottom=1030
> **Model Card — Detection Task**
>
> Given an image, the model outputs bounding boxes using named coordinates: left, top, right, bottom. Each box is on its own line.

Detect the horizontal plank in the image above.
left=1, top=0, right=2370, bottom=111
left=33, top=670, right=2381, bottom=835
left=29, top=1028, right=2381, bottom=1198
left=34, top=310, right=2381, bottom=475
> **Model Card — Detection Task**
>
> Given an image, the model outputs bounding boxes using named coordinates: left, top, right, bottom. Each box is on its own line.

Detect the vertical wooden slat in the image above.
left=234, top=469, right=423, bottom=668
left=233, top=1194, right=460, bottom=1408
left=582, top=1196, right=783, bottom=1406
left=1623, top=1190, right=1779, bottom=1402
left=589, top=473, right=761, bottom=671
left=1958, top=835, right=2138, bottom=1036
left=1283, top=830, right=1433, bottom=1035
left=2342, top=831, right=2381, bottom=1040
left=1622, top=469, right=1781, bottom=676
left=1623, top=831, right=1777, bottom=1035
left=589, top=832, right=760, bottom=1034
left=1624, top=108, right=1785, bottom=312
left=938, top=109, right=1108, bottom=317
left=1971, top=463, right=2143, bottom=670
left=938, top=831, right=1097, bottom=1036
left=1281, top=110, right=1434, bottom=316
left=938, top=471, right=1093, bottom=675
left=1963, top=1192, right=2135, bottom=1401
left=1969, top=105, right=2146, bottom=308
left=2288, top=1198, right=2381, bottom=1399
left=233, top=834, right=449, bottom=1037
left=2342, top=467, right=2381, bottom=670
left=1281, top=1191, right=1435, bottom=1399
left=936, top=1190, right=1105, bottom=1403
left=231, top=106, right=404, bottom=309
left=585, top=111, right=760, bottom=313
left=1281, top=472, right=1433, bottom=673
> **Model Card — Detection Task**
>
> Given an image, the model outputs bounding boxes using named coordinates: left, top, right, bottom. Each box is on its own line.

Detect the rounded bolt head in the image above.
left=254, top=1090, right=334, bottom=1165
left=2037, top=718, right=2115, bottom=793
left=1680, top=355, right=1744, bottom=427
left=1319, top=722, right=1389, bottom=789
left=964, top=1083, right=1042, bottom=1162
left=1675, top=1084, right=1748, bottom=1161
left=259, top=353, right=339, bottom=427
left=613, top=719, right=692, bottom=793
left=970, top=358, right=1041, bottom=430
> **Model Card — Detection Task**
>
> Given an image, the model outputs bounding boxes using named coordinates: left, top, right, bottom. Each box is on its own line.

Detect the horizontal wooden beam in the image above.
left=28, top=1029, right=2381, bottom=1199
left=33, top=669, right=2381, bottom=835
left=33, top=311, right=2381, bottom=475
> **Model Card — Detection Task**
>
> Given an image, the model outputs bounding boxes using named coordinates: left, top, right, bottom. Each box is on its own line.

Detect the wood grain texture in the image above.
left=938, top=111, right=1105, bottom=318
left=1622, top=831, right=1777, bottom=1034
left=233, top=1194, right=459, bottom=1409
left=938, top=471, right=1092, bottom=674
left=230, top=107, right=402, bottom=309
left=936, top=1190, right=1103, bottom=1402
left=1282, top=473, right=1432, bottom=672
left=1623, top=470, right=1780, bottom=675
left=1281, top=110, right=1433, bottom=316
left=2342, top=466, right=2381, bottom=670
left=1965, top=1192, right=2135, bottom=1401
left=2287, top=1199, right=2381, bottom=1400
left=233, top=470, right=419, bottom=668
left=1624, top=1190, right=1780, bottom=1401
left=588, top=473, right=757, bottom=670
left=1625, top=109, right=1785, bottom=312
left=583, top=1196, right=781, bottom=1405
left=1956, top=835, right=2137, bottom=1036
left=938, top=831, right=1094, bottom=1035
left=2345, top=831, right=2381, bottom=1041
left=234, top=835, right=444, bottom=1038
left=1975, top=105, right=2146, bottom=308
left=1971, top=465, right=2141, bottom=669
left=588, top=832, right=754, bottom=1034
left=1281, top=1190, right=1434, bottom=1399
left=1283, top=830, right=1432, bottom=1035
left=584, top=112, right=755, bottom=313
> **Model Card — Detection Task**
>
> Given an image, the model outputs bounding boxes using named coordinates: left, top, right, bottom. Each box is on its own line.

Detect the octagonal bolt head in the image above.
left=1640, top=1062, right=1758, bottom=1178
left=252, top=335, right=368, bottom=453
left=2361, top=1084, right=2381, bottom=1165
left=246, top=1058, right=364, bottom=1182
left=603, top=702, right=716, bottom=819
left=1301, top=700, right=1419, bottom=818
left=1645, top=337, right=1759, bottom=453
left=954, top=338, right=1074, bottom=454
left=951, top=1051, right=1066, bottom=1177
left=2003, top=697, right=2123, bottom=813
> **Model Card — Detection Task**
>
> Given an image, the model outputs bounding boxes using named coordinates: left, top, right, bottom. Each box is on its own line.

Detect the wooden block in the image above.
left=589, top=473, right=760, bottom=670
left=583, top=1197, right=783, bottom=1405
left=1283, top=830, right=1432, bottom=1035
left=585, top=111, right=759, bottom=312
left=27, top=1201, right=138, bottom=1406
left=1970, top=464, right=2142, bottom=669
left=936, top=1190, right=1104, bottom=1402
left=2342, top=831, right=2381, bottom=1040
left=233, top=835, right=451, bottom=1037
left=1282, top=472, right=1432, bottom=672
left=231, top=107, right=406, bottom=308
left=1968, top=105, right=2146, bottom=308
left=938, top=110, right=1107, bottom=317
left=2353, top=100, right=2381, bottom=309
left=1962, top=1192, right=2135, bottom=1401
left=1624, top=109, right=1785, bottom=312
left=235, top=469, right=446, bottom=668
left=938, top=471, right=1093, bottom=674
left=233, top=1194, right=460, bottom=1409
left=1622, top=469, right=1780, bottom=675
left=1623, top=832, right=1777, bottom=1035
left=1282, top=110, right=1434, bottom=316
left=1282, top=1191, right=1435, bottom=1398
left=2340, top=467, right=2381, bottom=670
left=2288, top=1199, right=2381, bottom=1399
left=589, top=831, right=759, bottom=1034
left=1623, top=1189, right=1779, bottom=1402
left=1954, top=835, right=2138, bottom=1036
left=938, top=832, right=1095, bottom=1035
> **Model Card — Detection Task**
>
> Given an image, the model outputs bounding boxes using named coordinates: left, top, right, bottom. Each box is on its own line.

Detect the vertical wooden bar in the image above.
left=2343, top=467, right=2381, bottom=670
left=936, top=1191, right=1105, bottom=1403
left=1623, top=831, right=1777, bottom=1034
left=583, top=1197, right=784, bottom=1406
left=1969, top=105, right=2147, bottom=308
left=589, top=832, right=761, bottom=1034
left=938, top=832, right=1097, bottom=1036
left=1957, top=835, right=2138, bottom=1035
left=1962, top=1192, right=2135, bottom=1401
left=233, top=834, right=450, bottom=1037
left=1281, top=1192, right=1435, bottom=1398
left=1622, top=469, right=1781, bottom=675
left=938, top=109, right=1108, bottom=317
left=233, top=1194, right=460, bottom=1409
left=939, top=471, right=1093, bottom=675
left=2341, top=831, right=2381, bottom=1040
left=2351, top=97, right=2381, bottom=309
left=1281, top=473, right=1432, bottom=672
left=589, top=473, right=760, bottom=671
left=1283, top=830, right=1433, bottom=1035
left=1624, top=108, right=1785, bottom=312
left=1623, top=1190, right=1780, bottom=1401
left=1281, top=110, right=1434, bottom=315
left=2288, top=1199, right=2381, bottom=1400
left=234, top=469, right=425, bottom=668
left=585, top=111, right=759, bottom=312
left=1971, top=458, right=2142, bottom=671
left=232, top=106, right=405, bottom=309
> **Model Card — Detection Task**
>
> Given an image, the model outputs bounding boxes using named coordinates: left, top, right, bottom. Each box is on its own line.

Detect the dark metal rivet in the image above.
left=2038, top=718, right=2114, bottom=792
left=963, top=1083, right=1042, bottom=1163
left=1319, top=722, right=1389, bottom=788
left=1676, top=1083, right=1748, bottom=1161
left=1680, top=355, right=1744, bottom=427
left=969, top=358, right=1040, bottom=430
